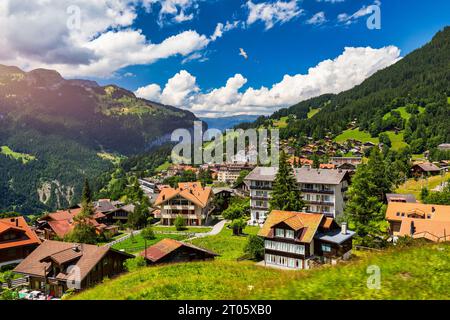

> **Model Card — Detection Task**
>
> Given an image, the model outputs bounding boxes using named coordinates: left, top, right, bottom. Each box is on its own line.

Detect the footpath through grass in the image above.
left=73, top=242, right=450, bottom=300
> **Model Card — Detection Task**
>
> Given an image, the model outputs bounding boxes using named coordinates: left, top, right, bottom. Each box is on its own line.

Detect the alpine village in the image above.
left=0, top=27, right=450, bottom=301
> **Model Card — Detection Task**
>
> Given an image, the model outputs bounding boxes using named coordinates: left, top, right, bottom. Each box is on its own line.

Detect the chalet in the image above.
left=13, top=240, right=133, bottom=298
left=35, top=208, right=118, bottom=240
left=102, top=204, right=135, bottom=225
left=154, top=182, right=213, bottom=226
left=140, top=238, right=218, bottom=266
left=411, top=162, right=441, bottom=177
left=258, top=210, right=355, bottom=269
left=0, top=217, right=41, bottom=268
left=386, top=202, right=450, bottom=242
left=386, top=193, right=417, bottom=203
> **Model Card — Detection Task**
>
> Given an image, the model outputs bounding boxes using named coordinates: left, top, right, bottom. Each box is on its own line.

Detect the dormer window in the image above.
left=286, top=230, right=295, bottom=239
left=275, top=228, right=284, bottom=237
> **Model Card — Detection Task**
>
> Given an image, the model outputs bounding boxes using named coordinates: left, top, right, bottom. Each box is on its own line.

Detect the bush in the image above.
left=244, top=235, right=265, bottom=261
left=230, top=219, right=246, bottom=236
left=174, top=216, right=186, bottom=231
left=124, top=256, right=147, bottom=272
left=141, top=227, right=156, bottom=240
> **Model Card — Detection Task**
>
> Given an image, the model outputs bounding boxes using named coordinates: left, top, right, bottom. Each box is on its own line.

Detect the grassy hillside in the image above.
left=73, top=242, right=450, bottom=300
left=396, top=172, right=450, bottom=199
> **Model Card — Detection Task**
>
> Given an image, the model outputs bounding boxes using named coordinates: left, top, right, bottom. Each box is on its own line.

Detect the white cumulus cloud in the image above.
left=0, top=0, right=217, bottom=77
left=246, top=0, right=303, bottom=30
left=135, top=46, right=401, bottom=116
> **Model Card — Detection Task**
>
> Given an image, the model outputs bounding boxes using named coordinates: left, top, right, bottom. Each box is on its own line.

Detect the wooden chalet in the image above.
left=411, top=162, right=441, bottom=177
left=258, top=210, right=355, bottom=269
left=13, top=240, right=133, bottom=297
left=140, top=238, right=218, bottom=266
left=0, top=216, right=41, bottom=268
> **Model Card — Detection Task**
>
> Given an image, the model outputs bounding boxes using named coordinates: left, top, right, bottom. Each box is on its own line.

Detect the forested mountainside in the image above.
left=0, top=66, right=199, bottom=214
left=238, top=27, right=450, bottom=152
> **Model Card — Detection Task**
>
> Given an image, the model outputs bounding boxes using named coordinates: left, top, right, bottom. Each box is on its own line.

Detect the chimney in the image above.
left=341, top=222, right=348, bottom=235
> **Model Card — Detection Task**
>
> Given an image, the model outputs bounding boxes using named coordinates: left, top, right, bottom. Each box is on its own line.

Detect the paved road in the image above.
left=190, top=220, right=228, bottom=240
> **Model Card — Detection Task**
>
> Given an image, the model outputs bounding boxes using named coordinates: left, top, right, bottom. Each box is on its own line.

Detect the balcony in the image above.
left=161, top=213, right=203, bottom=220
left=305, top=200, right=334, bottom=206
left=251, top=196, right=270, bottom=201
left=301, top=188, right=334, bottom=195
left=163, top=205, right=195, bottom=211
left=250, top=185, right=273, bottom=191
left=251, top=206, right=270, bottom=211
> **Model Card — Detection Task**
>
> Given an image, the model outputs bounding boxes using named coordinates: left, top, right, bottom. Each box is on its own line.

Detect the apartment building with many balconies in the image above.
left=244, top=167, right=351, bottom=225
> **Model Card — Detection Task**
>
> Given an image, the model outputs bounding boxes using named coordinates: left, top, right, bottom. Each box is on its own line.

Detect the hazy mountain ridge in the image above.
left=0, top=65, right=200, bottom=213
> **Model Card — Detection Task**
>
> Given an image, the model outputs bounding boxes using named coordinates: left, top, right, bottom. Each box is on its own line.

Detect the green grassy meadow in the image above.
left=396, top=172, right=450, bottom=199
left=73, top=242, right=450, bottom=300
left=0, top=146, right=36, bottom=164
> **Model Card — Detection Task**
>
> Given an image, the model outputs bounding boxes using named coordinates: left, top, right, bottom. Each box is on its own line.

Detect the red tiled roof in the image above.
left=0, top=216, right=41, bottom=250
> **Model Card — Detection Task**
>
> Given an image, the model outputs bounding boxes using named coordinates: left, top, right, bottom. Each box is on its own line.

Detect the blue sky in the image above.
left=1, top=0, right=449, bottom=116
left=115, top=0, right=450, bottom=91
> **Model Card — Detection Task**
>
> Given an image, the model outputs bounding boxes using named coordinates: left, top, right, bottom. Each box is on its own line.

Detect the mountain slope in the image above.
left=240, top=27, right=450, bottom=150
left=0, top=65, right=199, bottom=213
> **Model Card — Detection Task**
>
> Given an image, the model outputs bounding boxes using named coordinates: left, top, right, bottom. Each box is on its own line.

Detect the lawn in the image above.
left=112, top=233, right=188, bottom=254
left=334, top=128, right=379, bottom=144
left=273, top=116, right=288, bottom=128
left=73, top=242, right=450, bottom=300
left=155, top=160, right=171, bottom=172
left=0, top=146, right=36, bottom=164
left=382, top=106, right=425, bottom=121
left=307, top=108, right=321, bottom=119
left=396, top=172, right=450, bottom=199
left=152, top=226, right=212, bottom=233
left=334, top=129, right=407, bottom=151
left=97, top=152, right=125, bottom=165
left=189, top=224, right=261, bottom=261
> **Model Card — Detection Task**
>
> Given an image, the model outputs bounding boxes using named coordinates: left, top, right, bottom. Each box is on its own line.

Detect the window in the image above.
left=321, top=244, right=332, bottom=253
left=275, top=228, right=284, bottom=237
left=286, top=230, right=294, bottom=239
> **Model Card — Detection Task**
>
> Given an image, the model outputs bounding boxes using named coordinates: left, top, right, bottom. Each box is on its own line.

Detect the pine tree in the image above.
left=82, top=178, right=92, bottom=203
left=269, top=151, right=305, bottom=212
left=343, top=148, right=392, bottom=245
left=66, top=178, right=98, bottom=244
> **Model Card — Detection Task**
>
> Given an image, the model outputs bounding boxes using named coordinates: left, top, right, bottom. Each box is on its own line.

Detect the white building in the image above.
left=244, top=167, right=351, bottom=225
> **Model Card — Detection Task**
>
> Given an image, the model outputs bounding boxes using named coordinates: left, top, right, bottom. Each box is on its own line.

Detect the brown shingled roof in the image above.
left=14, top=240, right=133, bottom=281
left=140, top=238, right=218, bottom=263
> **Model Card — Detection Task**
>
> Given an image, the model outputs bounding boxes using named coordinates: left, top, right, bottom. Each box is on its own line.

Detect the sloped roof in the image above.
left=386, top=203, right=450, bottom=222
left=412, top=162, right=441, bottom=172
left=386, top=193, right=417, bottom=203
left=258, top=210, right=324, bottom=243
left=140, top=238, right=218, bottom=263
left=0, top=216, right=41, bottom=250
left=398, top=219, right=450, bottom=241
left=14, top=240, right=133, bottom=281
left=244, top=167, right=349, bottom=185
left=154, top=182, right=212, bottom=208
